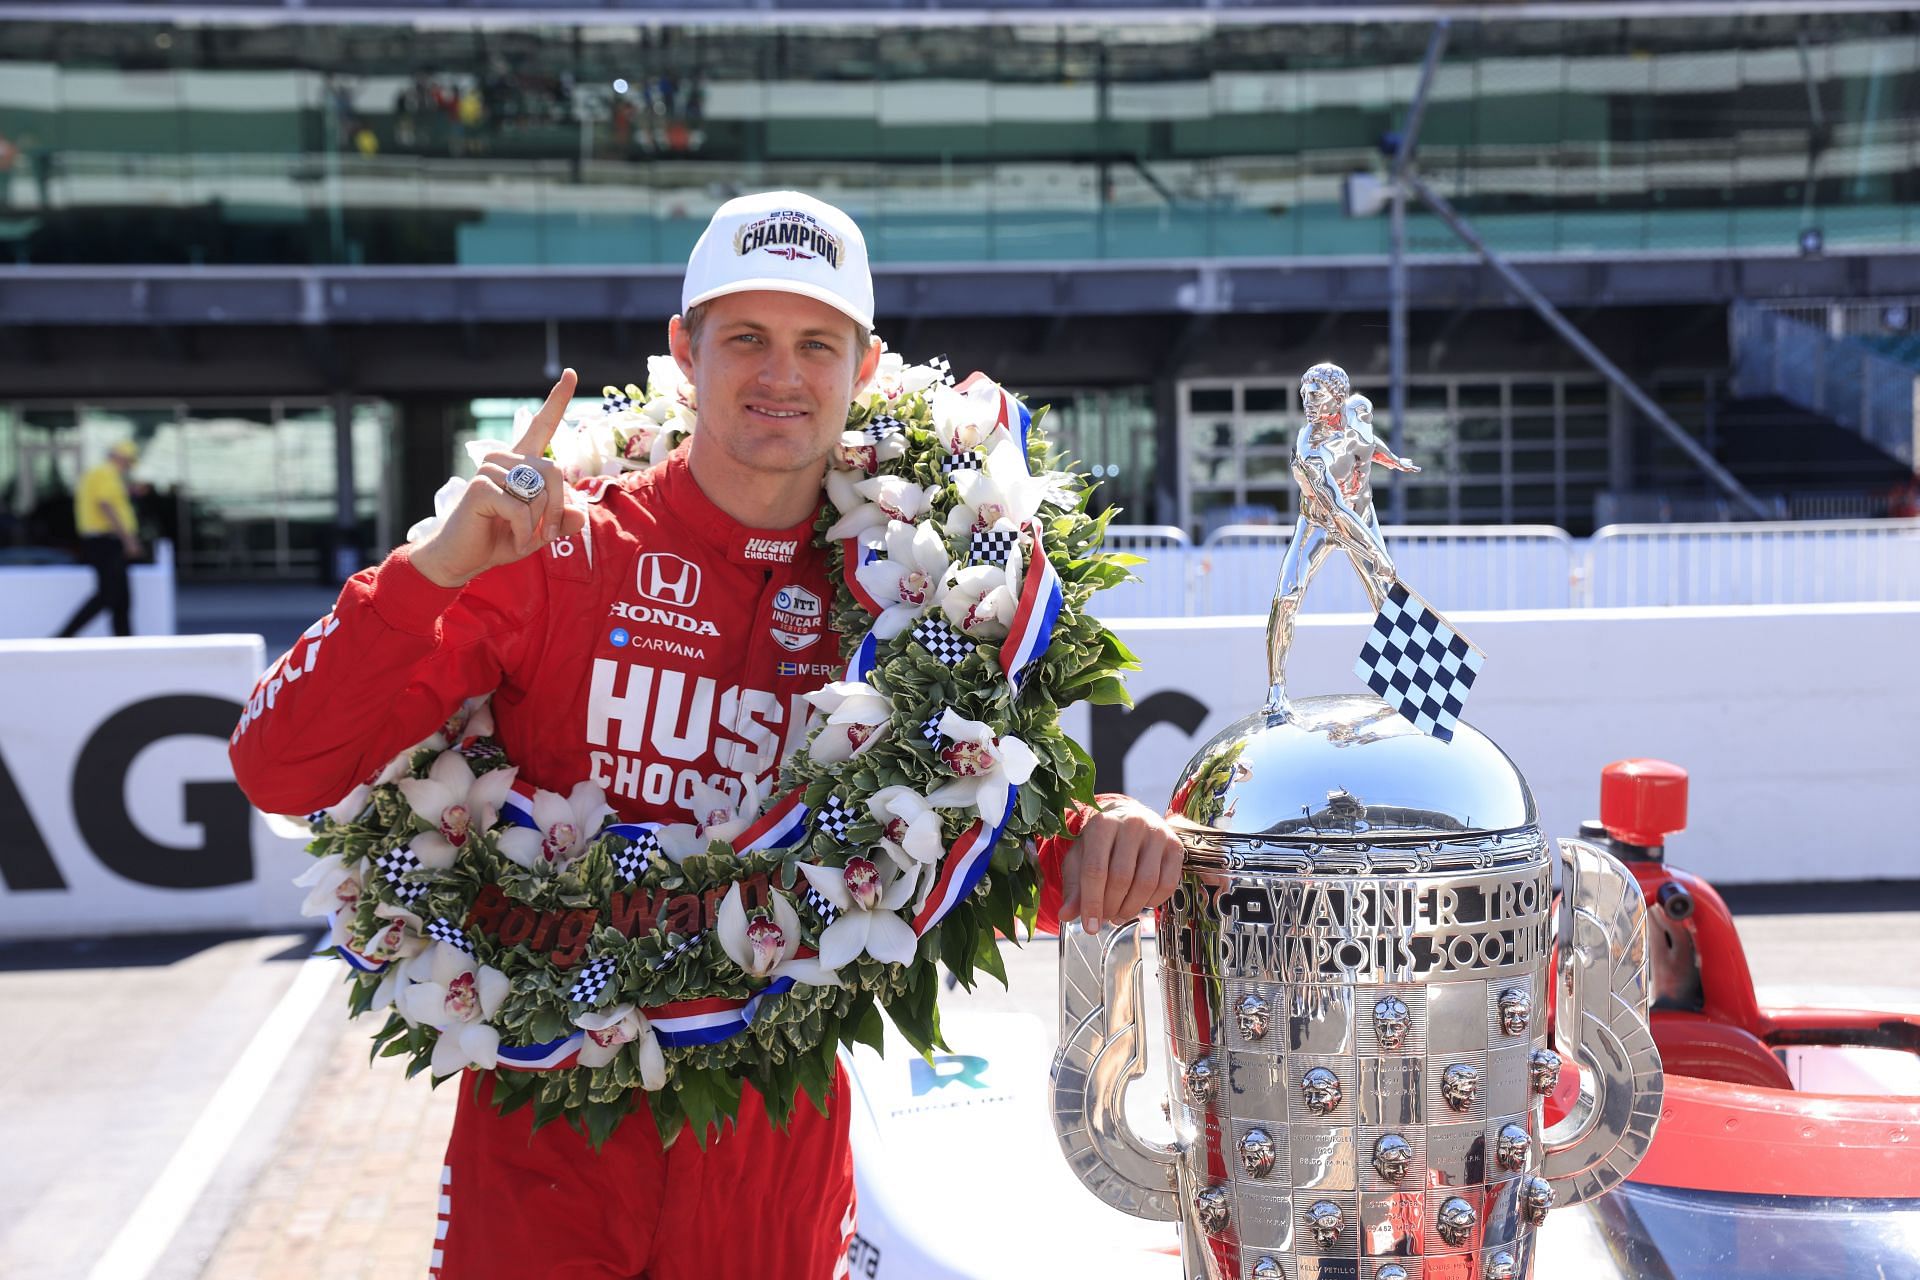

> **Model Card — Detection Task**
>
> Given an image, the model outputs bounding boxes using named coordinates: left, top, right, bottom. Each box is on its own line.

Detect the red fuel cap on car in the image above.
left=1600, top=758, right=1689, bottom=846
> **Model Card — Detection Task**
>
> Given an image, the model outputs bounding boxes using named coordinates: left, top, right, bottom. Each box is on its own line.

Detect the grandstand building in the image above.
left=0, top=2, right=1915, bottom=578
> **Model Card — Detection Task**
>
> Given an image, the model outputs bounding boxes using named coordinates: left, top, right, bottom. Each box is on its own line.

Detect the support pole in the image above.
left=1403, top=171, right=1770, bottom=519
left=1388, top=21, right=1450, bottom=524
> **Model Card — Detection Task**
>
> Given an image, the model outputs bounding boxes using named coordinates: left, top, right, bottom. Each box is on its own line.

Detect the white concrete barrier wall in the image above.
left=1, top=607, right=1913, bottom=941
left=0, top=635, right=309, bottom=941
left=0, top=539, right=178, bottom=638
left=1062, top=603, right=1920, bottom=886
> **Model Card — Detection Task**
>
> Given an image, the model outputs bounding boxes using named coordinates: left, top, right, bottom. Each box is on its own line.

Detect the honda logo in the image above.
left=636, top=553, right=701, bottom=607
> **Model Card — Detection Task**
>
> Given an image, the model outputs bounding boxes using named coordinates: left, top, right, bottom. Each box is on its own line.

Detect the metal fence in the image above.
left=1092, top=519, right=1920, bottom=616
left=1731, top=301, right=1917, bottom=468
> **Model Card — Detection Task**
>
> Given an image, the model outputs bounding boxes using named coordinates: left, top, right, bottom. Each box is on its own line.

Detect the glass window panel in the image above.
left=1244, top=384, right=1290, bottom=414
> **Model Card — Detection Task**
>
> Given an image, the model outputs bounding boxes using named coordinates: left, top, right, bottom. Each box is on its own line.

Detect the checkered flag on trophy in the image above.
left=926, top=354, right=954, bottom=385
left=602, top=385, right=633, bottom=414
left=801, top=884, right=842, bottom=929
left=566, top=953, right=619, bottom=1004
left=373, top=845, right=428, bottom=905
left=426, top=917, right=474, bottom=955
left=969, top=528, right=1018, bottom=566
left=941, top=449, right=985, bottom=477
left=911, top=615, right=975, bottom=667
left=1355, top=582, right=1486, bottom=743
left=812, top=793, right=858, bottom=844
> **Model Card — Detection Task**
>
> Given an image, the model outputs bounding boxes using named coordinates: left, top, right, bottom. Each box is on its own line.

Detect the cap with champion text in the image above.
left=682, top=191, right=873, bottom=331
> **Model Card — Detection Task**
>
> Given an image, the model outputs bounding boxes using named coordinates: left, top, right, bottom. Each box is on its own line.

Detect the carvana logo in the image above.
left=609, top=628, right=630, bottom=647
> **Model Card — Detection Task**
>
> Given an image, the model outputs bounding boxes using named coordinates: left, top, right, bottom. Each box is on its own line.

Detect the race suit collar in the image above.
left=659, top=450, right=821, bottom=569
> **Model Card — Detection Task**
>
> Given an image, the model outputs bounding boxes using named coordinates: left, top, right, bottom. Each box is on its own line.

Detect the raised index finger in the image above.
left=511, top=367, right=578, bottom=458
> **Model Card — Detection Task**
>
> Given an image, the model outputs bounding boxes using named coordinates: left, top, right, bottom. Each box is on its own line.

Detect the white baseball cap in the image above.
left=681, top=191, right=874, bottom=331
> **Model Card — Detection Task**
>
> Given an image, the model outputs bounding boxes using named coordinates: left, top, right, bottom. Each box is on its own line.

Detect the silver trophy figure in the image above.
left=1053, top=363, right=1662, bottom=1279
left=1267, top=368, right=1421, bottom=712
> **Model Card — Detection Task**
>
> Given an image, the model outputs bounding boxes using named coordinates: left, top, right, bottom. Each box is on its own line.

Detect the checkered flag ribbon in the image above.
left=969, top=528, right=1018, bottom=566
left=651, top=931, right=707, bottom=971
left=912, top=615, right=975, bottom=667
left=801, top=884, right=842, bottom=929
left=864, top=414, right=906, bottom=443
left=612, top=829, right=660, bottom=884
left=426, top=917, right=474, bottom=955
left=373, top=845, right=428, bottom=905
left=1355, top=582, right=1486, bottom=743
left=812, top=794, right=858, bottom=844
left=941, top=449, right=985, bottom=477
left=566, top=953, right=619, bottom=1004
left=602, top=385, right=633, bottom=414
left=921, top=713, right=947, bottom=749
left=926, top=354, right=954, bottom=386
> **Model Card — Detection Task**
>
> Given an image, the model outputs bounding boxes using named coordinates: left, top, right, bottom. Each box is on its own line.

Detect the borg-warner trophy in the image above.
left=1052, top=363, right=1663, bottom=1279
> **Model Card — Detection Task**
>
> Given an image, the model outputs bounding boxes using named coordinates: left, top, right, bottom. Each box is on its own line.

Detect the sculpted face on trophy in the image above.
left=1373, top=1133, right=1414, bottom=1183
left=1237, top=992, right=1271, bottom=1042
left=1442, top=1062, right=1481, bottom=1112
left=1500, top=987, right=1532, bottom=1036
left=1047, top=360, right=1665, bottom=1280
left=1530, top=1047, right=1563, bottom=1096
left=1301, top=1067, right=1343, bottom=1116
left=1373, top=994, right=1412, bottom=1050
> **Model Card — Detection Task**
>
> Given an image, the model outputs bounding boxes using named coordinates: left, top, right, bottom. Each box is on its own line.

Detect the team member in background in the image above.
left=230, top=191, right=1181, bottom=1279
left=57, top=439, right=143, bottom=638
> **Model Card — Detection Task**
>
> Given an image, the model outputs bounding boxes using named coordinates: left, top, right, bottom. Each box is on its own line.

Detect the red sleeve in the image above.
left=1033, top=797, right=1101, bottom=936
left=228, top=547, right=544, bottom=816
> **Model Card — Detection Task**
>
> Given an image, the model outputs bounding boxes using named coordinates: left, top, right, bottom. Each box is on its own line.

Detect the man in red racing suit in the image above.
left=229, top=191, right=1184, bottom=1279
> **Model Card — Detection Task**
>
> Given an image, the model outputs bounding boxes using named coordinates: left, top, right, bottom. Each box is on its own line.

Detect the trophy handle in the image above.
left=1049, top=920, right=1181, bottom=1221
left=1542, top=837, right=1665, bottom=1206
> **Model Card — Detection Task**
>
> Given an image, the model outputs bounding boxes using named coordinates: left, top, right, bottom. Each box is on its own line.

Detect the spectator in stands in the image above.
left=56, top=440, right=143, bottom=638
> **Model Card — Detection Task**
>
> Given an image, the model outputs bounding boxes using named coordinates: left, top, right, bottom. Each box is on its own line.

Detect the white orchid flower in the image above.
left=655, top=775, right=765, bottom=863
left=646, top=354, right=691, bottom=401
left=940, top=562, right=1019, bottom=640
left=869, top=350, right=941, bottom=402
left=406, top=475, right=469, bottom=543
left=360, top=902, right=428, bottom=966
left=296, top=853, right=366, bottom=920
left=930, top=380, right=1012, bottom=456
left=799, top=857, right=920, bottom=972
left=398, top=751, right=519, bottom=870
left=945, top=437, right=1048, bottom=536
left=615, top=420, right=660, bottom=470
left=833, top=427, right=907, bottom=475
left=823, top=469, right=889, bottom=541
left=574, top=1004, right=668, bottom=1087
left=867, top=785, right=945, bottom=872
left=716, top=882, right=804, bottom=978
left=550, top=413, right=622, bottom=483
left=856, top=474, right=933, bottom=524
left=396, top=942, right=510, bottom=1077
left=496, top=781, right=613, bottom=873
left=804, top=681, right=895, bottom=766
left=855, top=520, right=956, bottom=640
left=923, top=709, right=1040, bottom=828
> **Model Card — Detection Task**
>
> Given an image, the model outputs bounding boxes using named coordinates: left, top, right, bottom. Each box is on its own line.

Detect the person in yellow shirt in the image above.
left=57, top=440, right=144, bottom=637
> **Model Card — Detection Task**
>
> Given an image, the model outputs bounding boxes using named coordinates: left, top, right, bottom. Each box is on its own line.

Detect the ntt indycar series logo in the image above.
left=733, top=210, right=844, bottom=268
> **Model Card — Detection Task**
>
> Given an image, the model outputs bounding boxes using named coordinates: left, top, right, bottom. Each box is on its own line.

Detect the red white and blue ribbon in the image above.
left=501, top=778, right=541, bottom=830
left=497, top=1033, right=585, bottom=1070
left=999, top=524, right=1064, bottom=695
left=326, top=912, right=391, bottom=973
left=843, top=629, right=879, bottom=683
left=911, top=783, right=1018, bottom=936
left=842, top=536, right=887, bottom=615
left=731, top=789, right=811, bottom=854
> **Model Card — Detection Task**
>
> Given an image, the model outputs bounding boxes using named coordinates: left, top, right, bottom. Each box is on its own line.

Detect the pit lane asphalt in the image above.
left=3, top=896, right=1915, bottom=1280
